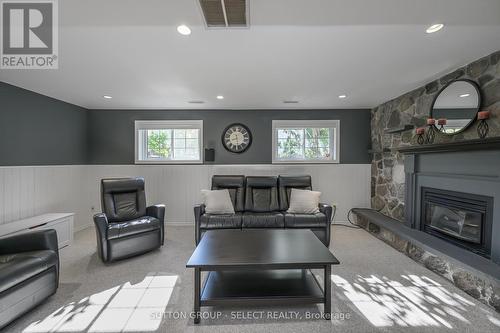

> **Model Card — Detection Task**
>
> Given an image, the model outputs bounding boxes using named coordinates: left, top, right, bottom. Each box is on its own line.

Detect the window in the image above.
left=272, top=120, right=339, bottom=163
left=135, top=120, right=203, bottom=163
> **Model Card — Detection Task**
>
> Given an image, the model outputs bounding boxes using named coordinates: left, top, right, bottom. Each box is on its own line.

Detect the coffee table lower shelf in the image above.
left=199, top=269, right=325, bottom=307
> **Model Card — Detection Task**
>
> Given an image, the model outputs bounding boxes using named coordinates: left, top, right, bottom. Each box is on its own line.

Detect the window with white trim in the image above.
left=272, top=120, right=340, bottom=163
left=135, top=120, right=203, bottom=163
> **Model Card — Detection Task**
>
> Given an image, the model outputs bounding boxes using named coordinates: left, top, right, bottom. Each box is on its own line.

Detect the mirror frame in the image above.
left=430, top=79, right=482, bottom=135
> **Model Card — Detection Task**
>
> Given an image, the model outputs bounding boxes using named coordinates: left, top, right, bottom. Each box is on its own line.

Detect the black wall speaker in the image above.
left=205, top=148, right=215, bottom=162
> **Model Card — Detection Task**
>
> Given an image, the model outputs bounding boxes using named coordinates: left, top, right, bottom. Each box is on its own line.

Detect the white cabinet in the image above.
left=0, top=213, right=74, bottom=249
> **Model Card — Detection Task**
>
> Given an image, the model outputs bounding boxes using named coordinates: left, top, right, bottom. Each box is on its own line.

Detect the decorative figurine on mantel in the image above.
left=477, top=111, right=490, bottom=139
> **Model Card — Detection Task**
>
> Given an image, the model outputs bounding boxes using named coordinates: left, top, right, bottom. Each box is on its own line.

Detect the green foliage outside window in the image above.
left=147, top=130, right=171, bottom=158
left=277, top=129, right=303, bottom=158
left=305, top=128, right=330, bottom=159
left=278, top=128, right=331, bottom=160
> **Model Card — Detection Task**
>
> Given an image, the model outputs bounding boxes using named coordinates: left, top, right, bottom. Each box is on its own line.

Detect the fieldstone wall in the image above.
left=371, top=50, right=500, bottom=220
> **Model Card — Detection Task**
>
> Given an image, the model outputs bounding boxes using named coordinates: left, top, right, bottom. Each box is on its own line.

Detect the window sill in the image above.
left=135, top=160, right=203, bottom=165
left=272, top=160, right=339, bottom=164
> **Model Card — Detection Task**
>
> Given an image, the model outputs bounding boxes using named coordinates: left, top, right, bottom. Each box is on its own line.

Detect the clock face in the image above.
left=222, top=123, right=252, bottom=153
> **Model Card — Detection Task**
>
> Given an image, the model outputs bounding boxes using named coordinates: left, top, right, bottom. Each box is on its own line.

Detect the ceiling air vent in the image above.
left=199, top=0, right=248, bottom=28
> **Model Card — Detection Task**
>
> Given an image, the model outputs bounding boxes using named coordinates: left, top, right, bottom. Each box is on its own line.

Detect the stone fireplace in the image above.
left=363, top=50, right=500, bottom=311
left=353, top=140, right=500, bottom=311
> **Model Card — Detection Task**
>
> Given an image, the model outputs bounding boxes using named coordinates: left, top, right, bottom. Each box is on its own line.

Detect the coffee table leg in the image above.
left=194, top=268, right=201, bottom=324
left=324, top=265, right=331, bottom=320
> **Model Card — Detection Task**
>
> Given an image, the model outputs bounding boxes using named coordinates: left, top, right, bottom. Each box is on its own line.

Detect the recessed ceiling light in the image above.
left=283, top=100, right=299, bottom=104
left=177, top=25, right=191, bottom=36
left=426, top=23, right=444, bottom=34
left=459, top=93, right=470, bottom=98
left=216, top=95, right=224, bottom=100
left=103, top=95, right=112, bottom=99
left=338, top=94, right=347, bottom=99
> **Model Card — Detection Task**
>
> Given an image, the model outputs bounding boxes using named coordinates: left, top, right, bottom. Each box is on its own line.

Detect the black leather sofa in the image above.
left=0, top=230, right=59, bottom=329
left=194, top=175, right=332, bottom=246
left=93, top=178, right=165, bottom=262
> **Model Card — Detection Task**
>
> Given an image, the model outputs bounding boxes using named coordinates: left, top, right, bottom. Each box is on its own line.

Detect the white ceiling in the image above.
left=1, top=0, right=500, bottom=110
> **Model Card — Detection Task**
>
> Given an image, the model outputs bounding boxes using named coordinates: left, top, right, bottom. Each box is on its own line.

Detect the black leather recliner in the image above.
left=0, top=230, right=59, bottom=329
left=194, top=175, right=332, bottom=246
left=93, top=178, right=165, bottom=262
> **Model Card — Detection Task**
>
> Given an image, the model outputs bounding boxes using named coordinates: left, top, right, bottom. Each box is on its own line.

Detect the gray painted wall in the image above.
left=0, top=82, right=88, bottom=166
left=87, top=109, right=371, bottom=164
left=0, top=81, right=371, bottom=166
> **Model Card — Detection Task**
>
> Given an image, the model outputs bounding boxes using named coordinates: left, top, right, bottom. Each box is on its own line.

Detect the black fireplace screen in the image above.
left=426, top=203, right=482, bottom=244
left=421, top=187, right=493, bottom=258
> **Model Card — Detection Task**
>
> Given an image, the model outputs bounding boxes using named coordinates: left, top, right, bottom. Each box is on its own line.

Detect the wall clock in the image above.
left=221, top=123, right=252, bottom=153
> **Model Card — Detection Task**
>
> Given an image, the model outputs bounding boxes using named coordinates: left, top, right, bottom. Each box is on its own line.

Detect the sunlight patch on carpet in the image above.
left=332, top=274, right=476, bottom=328
left=23, top=273, right=178, bottom=333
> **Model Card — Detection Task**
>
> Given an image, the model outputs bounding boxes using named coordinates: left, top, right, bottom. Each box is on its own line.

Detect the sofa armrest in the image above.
left=194, top=204, right=206, bottom=245
left=147, top=204, right=166, bottom=245
left=319, top=203, right=333, bottom=222
left=93, top=213, right=108, bottom=236
left=0, top=229, right=59, bottom=255
left=93, top=213, right=109, bottom=261
left=319, top=203, right=332, bottom=247
left=147, top=204, right=165, bottom=221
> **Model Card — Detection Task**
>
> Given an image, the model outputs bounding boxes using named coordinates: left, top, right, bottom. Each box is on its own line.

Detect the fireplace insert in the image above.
left=421, top=187, right=493, bottom=258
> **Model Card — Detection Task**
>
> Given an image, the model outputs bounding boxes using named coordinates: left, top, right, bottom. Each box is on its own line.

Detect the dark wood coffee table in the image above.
left=186, top=229, right=340, bottom=324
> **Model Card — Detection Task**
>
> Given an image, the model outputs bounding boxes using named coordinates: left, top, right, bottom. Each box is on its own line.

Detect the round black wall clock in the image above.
left=221, top=123, right=252, bottom=153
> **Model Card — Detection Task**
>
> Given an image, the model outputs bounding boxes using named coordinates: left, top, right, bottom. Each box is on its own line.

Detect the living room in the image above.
left=1, top=0, right=499, bottom=332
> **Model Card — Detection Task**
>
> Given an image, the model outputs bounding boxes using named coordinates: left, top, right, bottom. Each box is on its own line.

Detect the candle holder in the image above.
left=415, top=127, right=425, bottom=145
left=425, top=118, right=436, bottom=144
left=437, top=118, right=447, bottom=133
left=477, top=111, right=490, bottom=139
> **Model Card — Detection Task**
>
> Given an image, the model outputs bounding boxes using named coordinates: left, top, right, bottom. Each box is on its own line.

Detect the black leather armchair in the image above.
left=93, top=178, right=165, bottom=262
left=0, top=230, right=59, bottom=329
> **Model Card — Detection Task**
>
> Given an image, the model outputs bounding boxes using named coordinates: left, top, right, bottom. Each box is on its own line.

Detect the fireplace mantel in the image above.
left=396, top=137, right=500, bottom=155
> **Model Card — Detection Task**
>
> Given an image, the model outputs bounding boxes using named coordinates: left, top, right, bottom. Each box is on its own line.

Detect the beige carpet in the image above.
left=4, top=225, right=500, bottom=333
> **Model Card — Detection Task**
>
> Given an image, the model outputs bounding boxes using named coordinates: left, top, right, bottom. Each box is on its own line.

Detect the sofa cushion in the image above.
left=284, top=212, right=328, bottom=228
left=107, top=216, right=160, bottom=240
left=200, top=213, right=242, bottom=229
left=287, top=189, right=321, bottom=214
left=242, top=212, right=285, bottom=228
left=0, top=250, right=58, bottom=293
left=278, top=175, right=312, bottom=210
left=244, top=176, right=279, bottom=212
left=201, top=189, right=235, bottom=214
left=211, top=175, right=245, bottom=212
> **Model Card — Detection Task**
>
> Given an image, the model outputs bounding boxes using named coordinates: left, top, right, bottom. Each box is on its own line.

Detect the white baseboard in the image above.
left=74, top=222, right=93, bottom=233
left=330, top=220, right=351, bottom=225
left=167, top=221, right=194, bottom=227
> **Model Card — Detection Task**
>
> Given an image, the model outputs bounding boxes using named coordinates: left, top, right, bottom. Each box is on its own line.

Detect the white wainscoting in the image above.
left=86, top=164, right=371, bottom=228
left=0, top=166, right=88, bottom=231
left=0, top=164, right=371, bottom=232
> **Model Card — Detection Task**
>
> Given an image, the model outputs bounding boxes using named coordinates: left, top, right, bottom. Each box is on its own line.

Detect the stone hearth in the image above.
left=353, top=208, right=500, bottom=312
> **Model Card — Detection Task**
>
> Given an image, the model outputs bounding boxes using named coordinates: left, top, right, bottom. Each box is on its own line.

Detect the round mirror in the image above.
left=431, top=80, right=481, bottom=135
